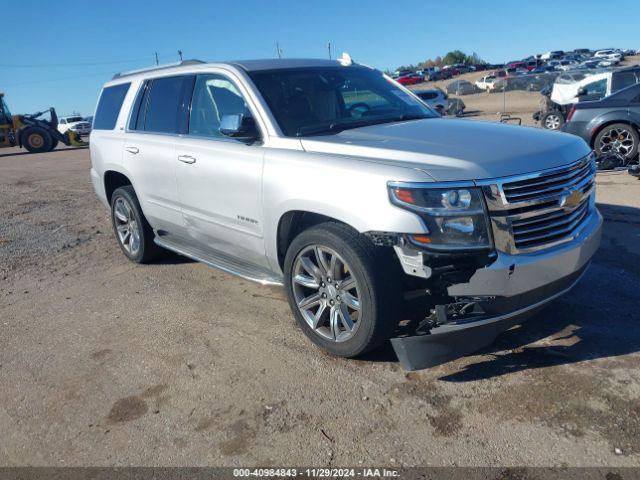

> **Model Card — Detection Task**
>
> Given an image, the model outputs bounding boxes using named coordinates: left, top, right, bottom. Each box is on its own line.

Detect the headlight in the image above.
left=388, top=183, right=492, bottom=250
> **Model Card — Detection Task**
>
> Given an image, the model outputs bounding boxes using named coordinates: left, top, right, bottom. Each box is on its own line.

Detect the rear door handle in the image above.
left=125, top=146, right=139, bottom=154
left=178, top=155, right=196, bottom=164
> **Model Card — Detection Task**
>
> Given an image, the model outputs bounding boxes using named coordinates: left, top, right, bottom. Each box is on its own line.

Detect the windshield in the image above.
left=248, top=66, right=436, bottom=137
left=65, top=116, right=83, bottom=123
left=1, top=97, right=11, bottom=123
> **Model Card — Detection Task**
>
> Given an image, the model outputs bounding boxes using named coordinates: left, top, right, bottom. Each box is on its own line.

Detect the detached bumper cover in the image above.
left=391, top=209, right=602, bottom=370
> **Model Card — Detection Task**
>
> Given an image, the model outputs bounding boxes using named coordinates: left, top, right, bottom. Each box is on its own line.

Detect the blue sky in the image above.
left=3, top=0, right=638, bottom=116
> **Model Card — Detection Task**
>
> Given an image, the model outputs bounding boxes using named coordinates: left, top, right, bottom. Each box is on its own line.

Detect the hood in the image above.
left=300, top=118, right=590, bottom=182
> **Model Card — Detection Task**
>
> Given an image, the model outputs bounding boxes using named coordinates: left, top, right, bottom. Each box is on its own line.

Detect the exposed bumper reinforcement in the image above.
left=390, top=262, right=590, bottom=371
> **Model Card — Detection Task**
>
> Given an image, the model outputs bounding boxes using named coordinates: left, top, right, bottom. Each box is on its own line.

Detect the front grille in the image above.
left=511, top=196, right=590, bottom=249
left=502, top=156, right=594, bottom=204
left=483, top=154, right=596, bottom=253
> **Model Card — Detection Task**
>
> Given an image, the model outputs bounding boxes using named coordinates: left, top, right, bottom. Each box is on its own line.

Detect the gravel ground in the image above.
left=1, top=141, right=640, bottom=467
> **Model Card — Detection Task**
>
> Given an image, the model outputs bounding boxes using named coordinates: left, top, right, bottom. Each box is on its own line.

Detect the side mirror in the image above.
left=577, top=87, right=587, bottom=96
left=219, top=114, right=259, bottom=143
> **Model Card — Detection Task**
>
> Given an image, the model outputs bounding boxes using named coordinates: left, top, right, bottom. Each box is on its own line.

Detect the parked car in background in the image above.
left=446, top=79, right=476, bottom=95
left=58, top=116, right=92, bottom=136
left=551, top=66, right=640, bottom=106
left=393, top=69, right=412, bottom=78
left=414, top=89, right=466, bottom=116
left=417, top=67, right=439, bottom=80
left=396, top=74, right=423, bottom=86
left=507, top=61, right=528, bottom=71
left=414, top=89, right=447, bottom=111
left=541, top=51, right=564, bottom=60
left=475, top=75, right=498, bottom=92
left=562, top=82, right=640, bottom=163
left=431, top=69, right=453, bottom=80
left=536, top=66, right=640, bottom=130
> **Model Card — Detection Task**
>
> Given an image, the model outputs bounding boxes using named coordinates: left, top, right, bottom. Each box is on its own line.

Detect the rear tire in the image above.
left=540, top=110, right=564, bottom=130
left=284, top=222, right=400, bottom=358
left=110, top=186, right=160, bottom=264
left=594, top=123, right=639, bottom=162
left=22, top=127, right=53, bottom=153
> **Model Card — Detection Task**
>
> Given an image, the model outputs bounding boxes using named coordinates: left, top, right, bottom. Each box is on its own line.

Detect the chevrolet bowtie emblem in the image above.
left=560, top=189, right=582, bottom=209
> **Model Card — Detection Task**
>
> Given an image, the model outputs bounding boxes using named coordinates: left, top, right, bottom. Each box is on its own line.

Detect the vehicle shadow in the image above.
left=366, top=202, right=640, bottom=376
left=154, top=250, right=195, bottom=265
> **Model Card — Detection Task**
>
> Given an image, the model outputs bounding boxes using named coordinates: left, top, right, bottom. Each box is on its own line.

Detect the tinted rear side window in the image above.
left=93, top=83, right=130, bottom=130
left=143, top=75, right=193, bottom=134
left=612, top=71, right=639, bottom=93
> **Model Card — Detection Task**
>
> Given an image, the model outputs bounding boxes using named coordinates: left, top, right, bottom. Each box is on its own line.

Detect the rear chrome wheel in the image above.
left=596, top=125, right=638, bottom=160
left=113, top=197, right=141, bottom=257
left=110, top=185, right=160, bottom=264
left=291, top=245, right=361, bottom=343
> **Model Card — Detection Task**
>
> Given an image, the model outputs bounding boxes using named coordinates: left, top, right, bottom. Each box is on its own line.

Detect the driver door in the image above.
left=174, top=72, right=268, bottom=269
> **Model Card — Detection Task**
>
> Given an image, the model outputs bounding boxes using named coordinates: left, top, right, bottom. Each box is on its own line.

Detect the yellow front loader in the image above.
left=0, top=92, right=88, bottom=153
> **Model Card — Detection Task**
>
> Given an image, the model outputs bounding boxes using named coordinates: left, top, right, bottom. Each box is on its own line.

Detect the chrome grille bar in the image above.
left=481, top=154, right=597, bottom=253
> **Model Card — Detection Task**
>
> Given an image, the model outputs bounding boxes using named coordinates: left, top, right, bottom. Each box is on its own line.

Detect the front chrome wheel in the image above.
left=291, top=245, right=361, bottom=342
left=113, top=197, right=141, bottom=256
left=598, top=127, right=636, bottom=158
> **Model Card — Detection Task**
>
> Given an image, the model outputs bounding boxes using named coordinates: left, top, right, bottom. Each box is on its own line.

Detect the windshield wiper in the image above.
left=297, top=114, right=429, bottom=137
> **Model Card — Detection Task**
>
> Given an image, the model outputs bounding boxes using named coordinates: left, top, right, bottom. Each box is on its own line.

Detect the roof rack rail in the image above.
left=112, top=59, right=206, bottom=80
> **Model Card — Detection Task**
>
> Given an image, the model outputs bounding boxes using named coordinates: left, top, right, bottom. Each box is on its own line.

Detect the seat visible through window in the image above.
left=189, top=75, right=251, bottom=138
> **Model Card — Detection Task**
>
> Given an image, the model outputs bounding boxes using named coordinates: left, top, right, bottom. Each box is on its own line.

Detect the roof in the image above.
left=111, top=58, right=360, bottom=81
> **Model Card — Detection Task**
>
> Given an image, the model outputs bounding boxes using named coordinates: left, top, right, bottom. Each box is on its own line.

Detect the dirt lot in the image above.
left=1, top=138, right=640, bottom=467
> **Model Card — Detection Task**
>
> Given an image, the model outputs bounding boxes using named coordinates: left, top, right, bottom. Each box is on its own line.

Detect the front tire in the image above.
left=110, top=186, right=160, bottom=263
left=284, top=223, right=399, bottom=358
left=22, top=127, right=53, bottom=153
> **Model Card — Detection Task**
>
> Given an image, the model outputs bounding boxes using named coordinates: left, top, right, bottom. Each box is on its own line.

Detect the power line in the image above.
left=0, top=52, right=177, bottom=68
left=2, top=70, right=119, bottom=87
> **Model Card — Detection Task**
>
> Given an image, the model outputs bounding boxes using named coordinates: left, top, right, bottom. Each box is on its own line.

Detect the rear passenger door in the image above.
left=123, top=74, right=194, bottom=237
left=173, top=72, right=267, bottom=268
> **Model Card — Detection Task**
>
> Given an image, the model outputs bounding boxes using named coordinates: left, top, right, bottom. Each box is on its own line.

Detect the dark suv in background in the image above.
left=562, top=83, right=640, bottom=162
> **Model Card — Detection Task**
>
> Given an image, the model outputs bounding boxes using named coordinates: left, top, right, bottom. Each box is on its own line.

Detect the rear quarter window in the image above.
left=93, top=83, right=130, bottom=130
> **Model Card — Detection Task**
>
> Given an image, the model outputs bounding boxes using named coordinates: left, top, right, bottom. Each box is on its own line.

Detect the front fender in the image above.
left=262, top=149, right=432, bottom=273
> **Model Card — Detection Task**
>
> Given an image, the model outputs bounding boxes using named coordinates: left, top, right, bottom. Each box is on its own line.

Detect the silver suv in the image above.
left=90, top=58, right=602, bottom=368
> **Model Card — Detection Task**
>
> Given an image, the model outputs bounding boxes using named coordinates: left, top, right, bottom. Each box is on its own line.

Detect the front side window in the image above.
left=94, top=83, right=130, bottom=130
left=583, top=79, right=607, bottom=96
left=248, top=66, right=435, bottom=137
left=189, top=74, right=252, bottom=138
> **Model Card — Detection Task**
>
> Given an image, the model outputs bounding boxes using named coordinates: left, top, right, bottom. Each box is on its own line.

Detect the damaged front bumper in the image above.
left=390, top=208, right=603, bottom=370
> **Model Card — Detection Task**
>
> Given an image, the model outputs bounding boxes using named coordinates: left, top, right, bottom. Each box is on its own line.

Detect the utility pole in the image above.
left=178, top=50, right=183, bottom=61
left=276, top=42, right=283, bottom=59
left=154, top=52, right=159, bottom=65
left=327, top=41, right=332, bottom=60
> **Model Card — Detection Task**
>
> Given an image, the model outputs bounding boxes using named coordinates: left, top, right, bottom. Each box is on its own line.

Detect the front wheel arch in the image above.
left=276, top=211, right=356, bottom=271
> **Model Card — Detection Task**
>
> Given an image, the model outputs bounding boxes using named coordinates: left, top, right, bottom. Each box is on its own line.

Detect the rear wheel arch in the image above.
left=104, top=170, right=132, bottom=204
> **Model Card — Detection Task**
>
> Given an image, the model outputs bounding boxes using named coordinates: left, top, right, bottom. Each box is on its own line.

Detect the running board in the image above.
left=154, top=237, right=284, bottom=286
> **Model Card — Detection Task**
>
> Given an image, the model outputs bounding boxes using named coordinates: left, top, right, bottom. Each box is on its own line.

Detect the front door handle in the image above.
left=178, top=155, right=196, bottom=164
left=125, top=146, right=139, bottom=154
